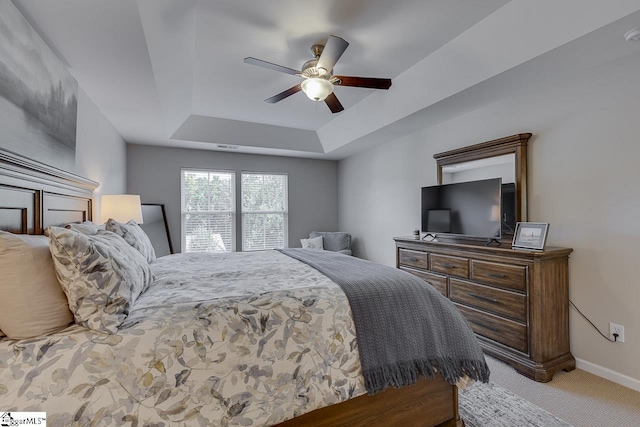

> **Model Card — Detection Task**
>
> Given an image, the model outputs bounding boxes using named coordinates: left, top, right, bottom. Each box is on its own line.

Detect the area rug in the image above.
left=459, top=381, right=573, bottom=427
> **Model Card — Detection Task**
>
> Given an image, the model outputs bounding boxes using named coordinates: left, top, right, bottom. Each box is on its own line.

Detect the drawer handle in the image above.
left=469, top=293, right=499, bottom=304
left=441, top=263, right=455, bottom=269
left=408, top=257, right=419, bottom=262
left=487, top=272, right=506, bottom=278
left=468, top=319, right=499, bottom=333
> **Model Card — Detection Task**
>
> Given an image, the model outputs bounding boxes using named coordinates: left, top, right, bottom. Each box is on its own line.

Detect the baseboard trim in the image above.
left=575, top=358, right=640, bottom=392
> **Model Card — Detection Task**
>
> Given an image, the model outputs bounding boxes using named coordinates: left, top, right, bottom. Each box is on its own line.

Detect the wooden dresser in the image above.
left=394, top=236, right=575, bottom=382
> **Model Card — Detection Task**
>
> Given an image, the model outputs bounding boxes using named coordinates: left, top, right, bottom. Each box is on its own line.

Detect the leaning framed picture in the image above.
left=139, top=203, right=174, bottom=257
left=512, top=222, right=549, bottom=250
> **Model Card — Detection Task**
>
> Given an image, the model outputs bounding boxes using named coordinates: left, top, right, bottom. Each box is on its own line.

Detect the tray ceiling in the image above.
left=12, top=0, right=640, bottom=159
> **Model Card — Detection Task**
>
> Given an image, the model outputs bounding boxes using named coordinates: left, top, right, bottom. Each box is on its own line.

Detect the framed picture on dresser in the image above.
left=512, top=222, right=549, bottom=250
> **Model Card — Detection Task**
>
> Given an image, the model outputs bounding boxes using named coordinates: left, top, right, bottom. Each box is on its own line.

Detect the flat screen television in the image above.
left=421, top=178, right=502, bottom=240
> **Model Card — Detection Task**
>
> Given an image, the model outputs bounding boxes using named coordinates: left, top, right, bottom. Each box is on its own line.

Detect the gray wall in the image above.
left=338, top=52, right=640, bottom=388
left=127, top=145, right=338, bottom=253
left=75, top=88, right=127, bottom=213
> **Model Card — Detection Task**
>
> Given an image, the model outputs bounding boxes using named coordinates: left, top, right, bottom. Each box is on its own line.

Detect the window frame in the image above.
left=180, top=168, right=236, bottom=253
left=240, top=171, right=289, bottom=251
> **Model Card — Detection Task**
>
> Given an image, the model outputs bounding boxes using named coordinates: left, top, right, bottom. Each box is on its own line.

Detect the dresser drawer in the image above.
left=455, top=304, right=528, bottom=354
left=471, top=260, right=527, bottom=292
left=401, top=267, right=448, bottom=297
left=398, top=249, right=429, bottom=270
left=450, top=278, right=526, bottom=322
left=431, top=254, right=469, bottom=278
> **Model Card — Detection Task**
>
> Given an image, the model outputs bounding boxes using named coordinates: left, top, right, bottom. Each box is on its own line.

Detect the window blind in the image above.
left=181, top=169, right=235, bottom=252
left=241, top=172, right=288, bottom=251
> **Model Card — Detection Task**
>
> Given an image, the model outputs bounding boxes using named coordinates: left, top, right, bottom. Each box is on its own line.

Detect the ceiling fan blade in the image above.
left=244, top=57, right=300, bottom=76
left=334, top=75, right=392, bottom=90
left=265, top=84, right=302, bottom=103
left=316, top=35, right=349, bottom=74
left=324, top=92, right=344, bottom=113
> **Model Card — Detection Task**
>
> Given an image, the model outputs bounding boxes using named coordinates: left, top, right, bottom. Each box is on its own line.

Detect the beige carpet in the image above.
left=486, top=356, right=640, bottom=427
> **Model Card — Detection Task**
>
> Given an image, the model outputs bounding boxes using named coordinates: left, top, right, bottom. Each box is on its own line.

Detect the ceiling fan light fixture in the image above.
left=301, top=78, right=333, bottom=101
left=245, top=35, right=390, bottom=113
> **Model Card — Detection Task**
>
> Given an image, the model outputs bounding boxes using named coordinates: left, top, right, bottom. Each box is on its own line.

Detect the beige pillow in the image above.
left=0, top=231, right=74, bottom=339
left=48, top=227, right=153, bottom=334
left=105, top=219, right=156, bottom=263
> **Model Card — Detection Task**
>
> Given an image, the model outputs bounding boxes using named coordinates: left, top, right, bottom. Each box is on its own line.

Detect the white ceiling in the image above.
left=12, top=0, right=640, bottom=159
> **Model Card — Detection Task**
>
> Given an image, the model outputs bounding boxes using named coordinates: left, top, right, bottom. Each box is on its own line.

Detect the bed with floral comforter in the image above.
left=0, top=251, right=366, bottom=426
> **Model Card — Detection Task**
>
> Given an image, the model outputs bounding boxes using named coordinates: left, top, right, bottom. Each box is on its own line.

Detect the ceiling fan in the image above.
left=244, top=35, right=392, bottom=113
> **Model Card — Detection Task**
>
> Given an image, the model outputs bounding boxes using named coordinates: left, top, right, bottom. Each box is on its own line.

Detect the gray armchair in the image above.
left=309, top=231, right=352, bottom=256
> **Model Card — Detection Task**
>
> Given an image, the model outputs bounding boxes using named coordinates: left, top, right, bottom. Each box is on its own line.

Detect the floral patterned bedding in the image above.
left=0, top=251, right=366, bottom=426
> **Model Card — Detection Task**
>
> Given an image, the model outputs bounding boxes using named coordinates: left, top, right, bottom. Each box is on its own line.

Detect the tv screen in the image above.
left=426, top=209, right=451, bottom=233
left=421, top=178, right=502, bottom=239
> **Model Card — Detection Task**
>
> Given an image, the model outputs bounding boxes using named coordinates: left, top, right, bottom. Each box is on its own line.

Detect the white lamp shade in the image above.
left=301, top=78, right=333, bottom=101
left=100, top=194, right=143, bottom=224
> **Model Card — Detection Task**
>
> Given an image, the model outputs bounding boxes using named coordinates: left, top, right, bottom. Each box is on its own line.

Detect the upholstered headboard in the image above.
left=0, top=148, right=97, bottom=234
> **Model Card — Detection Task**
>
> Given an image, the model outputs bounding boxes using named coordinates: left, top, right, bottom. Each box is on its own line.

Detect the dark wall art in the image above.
left=0, top=2, right=78, bottom=171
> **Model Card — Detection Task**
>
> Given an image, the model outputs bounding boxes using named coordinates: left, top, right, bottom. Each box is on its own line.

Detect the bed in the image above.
left=0, top=148, right=487, bottom=426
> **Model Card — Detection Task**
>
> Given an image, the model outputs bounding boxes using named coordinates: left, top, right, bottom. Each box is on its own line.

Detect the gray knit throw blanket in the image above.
left=277, top=248, right=490, bottom=395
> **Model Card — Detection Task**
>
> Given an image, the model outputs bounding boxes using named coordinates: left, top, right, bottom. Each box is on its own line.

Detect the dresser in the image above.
left=394, top=237, right=575, bottom=382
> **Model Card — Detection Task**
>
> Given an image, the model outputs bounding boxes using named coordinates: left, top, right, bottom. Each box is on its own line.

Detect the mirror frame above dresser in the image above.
left=396, top=133, right=574, bottom=382
left=434, top=133, right=531, bottom=238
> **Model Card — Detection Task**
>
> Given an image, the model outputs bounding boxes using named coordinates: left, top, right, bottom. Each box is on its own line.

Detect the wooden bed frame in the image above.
left=0, top=147, right=462, bottom=427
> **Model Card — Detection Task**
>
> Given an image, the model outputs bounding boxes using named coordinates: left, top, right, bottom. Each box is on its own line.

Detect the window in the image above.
left=241, top=172, right=288, bottom=251
left=180, top=170, right=288, bottom=252
left=181, top=169, right=235, bottom=252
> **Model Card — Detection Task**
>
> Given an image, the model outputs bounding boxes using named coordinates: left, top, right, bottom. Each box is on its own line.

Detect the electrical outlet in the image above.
left=609, top=323, right=625, bottom=343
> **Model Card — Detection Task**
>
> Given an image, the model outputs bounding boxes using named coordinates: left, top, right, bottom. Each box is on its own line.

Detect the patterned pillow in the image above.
left=301, top=236, right=324, bottom=250
left=47, top=226, right=154, bottom=334
left=105, top=219, right=156, bottom=263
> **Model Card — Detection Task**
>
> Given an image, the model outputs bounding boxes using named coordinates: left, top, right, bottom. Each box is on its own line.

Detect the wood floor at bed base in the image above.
left=274, top=375, right=460, bottom=427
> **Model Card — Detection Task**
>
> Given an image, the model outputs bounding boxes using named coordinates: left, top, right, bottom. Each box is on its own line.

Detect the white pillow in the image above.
left=105, top=219, right=156, bottom=263
left=0, top=231, right=74, bottom=339
left=48, top=227, right=153, bottom=334
left=301, top=235, right=324, bottom=250
left=66, top=220, right=104, bottom=235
